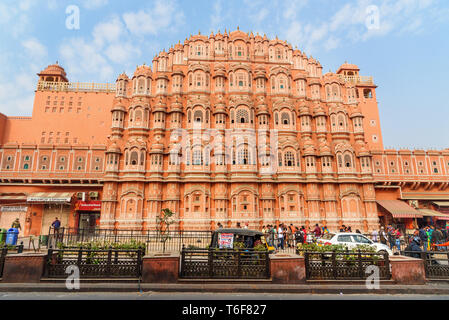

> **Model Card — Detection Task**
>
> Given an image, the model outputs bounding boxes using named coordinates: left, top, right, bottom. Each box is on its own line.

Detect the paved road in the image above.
left=1, top=292, right=449, bottom=300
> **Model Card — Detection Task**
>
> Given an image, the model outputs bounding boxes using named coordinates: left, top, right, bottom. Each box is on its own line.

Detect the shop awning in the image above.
left=0, top=194, right=27, bottom=201
left=27, top=192, right=73, bottom=203
left=418, top=209, right=449, bottom=221
left=432, top=201, right=449, bottom=207
left=376, top=200, right=423, bottom=218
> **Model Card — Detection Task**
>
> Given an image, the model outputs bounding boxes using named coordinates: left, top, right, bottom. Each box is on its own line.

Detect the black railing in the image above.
left=402, top=250, right=449, bottom=279
left=47, top=227, right=213, bottom=253
left=45, top=247, right=144, bottom=278
left=180, top=247, right=270, bottom=279
left=304, top=250, right=391, bottom=280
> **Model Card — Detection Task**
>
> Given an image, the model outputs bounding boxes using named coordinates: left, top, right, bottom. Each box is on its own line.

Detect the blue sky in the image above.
left=0, top=0, right=448, bottom=149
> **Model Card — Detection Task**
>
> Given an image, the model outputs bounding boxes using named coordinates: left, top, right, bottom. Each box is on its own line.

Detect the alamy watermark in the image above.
left=65, top=265, right=80, bottom=290
left=365, top=5, right=380, bottom=30
left=65, top=5, right=80, bottom=30
left=365, top=265, right=380, bottom=290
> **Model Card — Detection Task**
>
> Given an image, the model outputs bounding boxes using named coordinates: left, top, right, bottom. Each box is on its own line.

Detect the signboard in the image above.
left=76, top=201, right=101, bottom=211
left=0, top=206, right=28, bottom=212
left=27, top=197, right=71, bottom=203
left=218, top=233, right=234, bottom=249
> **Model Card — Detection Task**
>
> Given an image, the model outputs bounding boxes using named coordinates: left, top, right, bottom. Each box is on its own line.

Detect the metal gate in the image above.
left=180, top=248, right=270, bottom=279
left=305, top=251, right=391, bottom=280
left=46, top=247, right=143, bottom=278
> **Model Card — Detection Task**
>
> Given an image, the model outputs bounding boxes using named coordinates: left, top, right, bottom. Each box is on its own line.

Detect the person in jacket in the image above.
left=387, top=227, right=395, bottom=250
left=379, top=227, right=387, bottom=245
left=313, top=224, right=321, bottom=238
left=432, top=227, right=443, bottom=251
left=11, top=218, right=22, bottom=231
left=408, top=229, right=423, bottom=258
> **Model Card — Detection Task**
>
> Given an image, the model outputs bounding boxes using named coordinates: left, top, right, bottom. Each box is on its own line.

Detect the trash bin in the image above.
left=0, top=229, right=7, bottom=243
left=39, top=235, right=49, bottom=246
left=5, top=228, right=19, bottom=246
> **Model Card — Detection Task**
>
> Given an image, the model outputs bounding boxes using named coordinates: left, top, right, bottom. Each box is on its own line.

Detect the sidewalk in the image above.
left=1, top=281, right=449, bottom=294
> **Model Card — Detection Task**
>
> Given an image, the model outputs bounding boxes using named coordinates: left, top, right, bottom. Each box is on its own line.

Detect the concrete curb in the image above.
left=1, top=283, right=449, bottom=294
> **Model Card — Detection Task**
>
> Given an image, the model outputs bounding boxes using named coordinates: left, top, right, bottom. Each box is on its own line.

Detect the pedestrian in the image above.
left=372, top=229, right=378, bottom=242
left=322, top=225, right=329, bottom=235
left=262, top=225, right=266, bottom=233
left=379, top=226, right=387, bottom=245
left=277, top=224, right=284, bottom=250
left=217, top=222, right=223, bottom=229
left=395, top=228, right=401, bottom=252
left=287, top=225, right=293, bottom=248
left=11, top=218, right=22, bottom=231
left=295, top=227, right=304, bottom=244
left=419, top=226, right=428, bottom=249
left=347, top=226, right=352, bottom=233
left=51, top=217, right=61, bottom=233
left=407, top=229, right=423, bottom=258
left=426, top=226, right=433, bottom=251
left=313, top=224, right=321, bottom=238
left=236, top=222, right=241, bottom=228
left=355, top=229, right=361, bottom=234
left=432, top=227, right=443, bottom=251
left=387, top=227, right=395, bottom=250
left=243, top=222, right=249, bottom=229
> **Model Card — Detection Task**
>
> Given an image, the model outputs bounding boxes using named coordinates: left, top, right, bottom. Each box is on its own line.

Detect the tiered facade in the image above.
left=1, top=30, right=448, bottom=235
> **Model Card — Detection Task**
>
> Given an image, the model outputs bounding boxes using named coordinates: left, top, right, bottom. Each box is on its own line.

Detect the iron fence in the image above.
left=45, top=247, right=144, bottom=278
left=47, top=227, right=213, bottom=253
left=402, top=250, right=449, bottom=279
left=180, top=247, right=270, bottom=279
left=304, top=250, right=391, bottom=280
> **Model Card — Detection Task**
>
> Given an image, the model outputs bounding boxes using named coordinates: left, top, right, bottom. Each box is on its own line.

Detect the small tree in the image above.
left=156, top=208, right=175, bottom=253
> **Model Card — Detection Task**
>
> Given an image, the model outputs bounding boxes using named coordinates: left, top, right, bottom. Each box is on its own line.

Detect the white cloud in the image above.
left=279, top=0, right=447, bottom=54
left=123, top=0, right=183, bottom=36
left=81, top=0, right=109, bottom=10
left=21, top=38, right=48, bottom=61
left=210, top=0, right=224, bottom=31
left=105, top=43, right=141, bottom=64
left=60, top=37, right=114, bottom=81
left=93, top=16, right=125, bottom=47
left=0, top=72, right=36, bottom=116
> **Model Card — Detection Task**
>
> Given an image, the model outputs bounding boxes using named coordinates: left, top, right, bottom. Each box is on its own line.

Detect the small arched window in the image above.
left=238, top=147, right=249, bottom=165
left=281, top=112, right=290, bottom=125
left=284, top=151, right=295, bottom=167
left=236, top=108, right=249, bottom=124
left=344, top=154, right=352, bottom=168
left=130, top=151, right=138, bottom=165
left=193, top=110, right=203, bottom=123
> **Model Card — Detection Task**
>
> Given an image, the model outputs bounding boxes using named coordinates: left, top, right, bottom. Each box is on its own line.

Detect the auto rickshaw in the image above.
left=209, top=228, right=275, bottom=253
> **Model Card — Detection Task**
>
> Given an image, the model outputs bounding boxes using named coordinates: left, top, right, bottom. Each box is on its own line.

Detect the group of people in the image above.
left=261, top=223, right=330, bottom=250
left=374, top=224, right=449, bottom=253
left=374, top=225, right=402, bottom=252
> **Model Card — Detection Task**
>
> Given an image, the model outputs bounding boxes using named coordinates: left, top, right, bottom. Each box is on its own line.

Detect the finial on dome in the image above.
left=56, top=60, right=59, bottom=65
left=237, top=26, right=239, bottom=30
left=198, top=30, right=201, bottom=35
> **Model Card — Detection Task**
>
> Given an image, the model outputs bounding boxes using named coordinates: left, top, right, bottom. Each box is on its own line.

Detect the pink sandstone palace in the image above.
left=1, top=29, right=448, bottom=236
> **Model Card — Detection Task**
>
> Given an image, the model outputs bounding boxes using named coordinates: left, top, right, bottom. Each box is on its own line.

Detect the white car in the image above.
left=316, top=232, right=393, bottom=256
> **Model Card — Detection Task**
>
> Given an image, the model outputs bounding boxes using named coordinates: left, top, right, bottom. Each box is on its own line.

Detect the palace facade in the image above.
left=1, top=29, right=448, bottom=235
